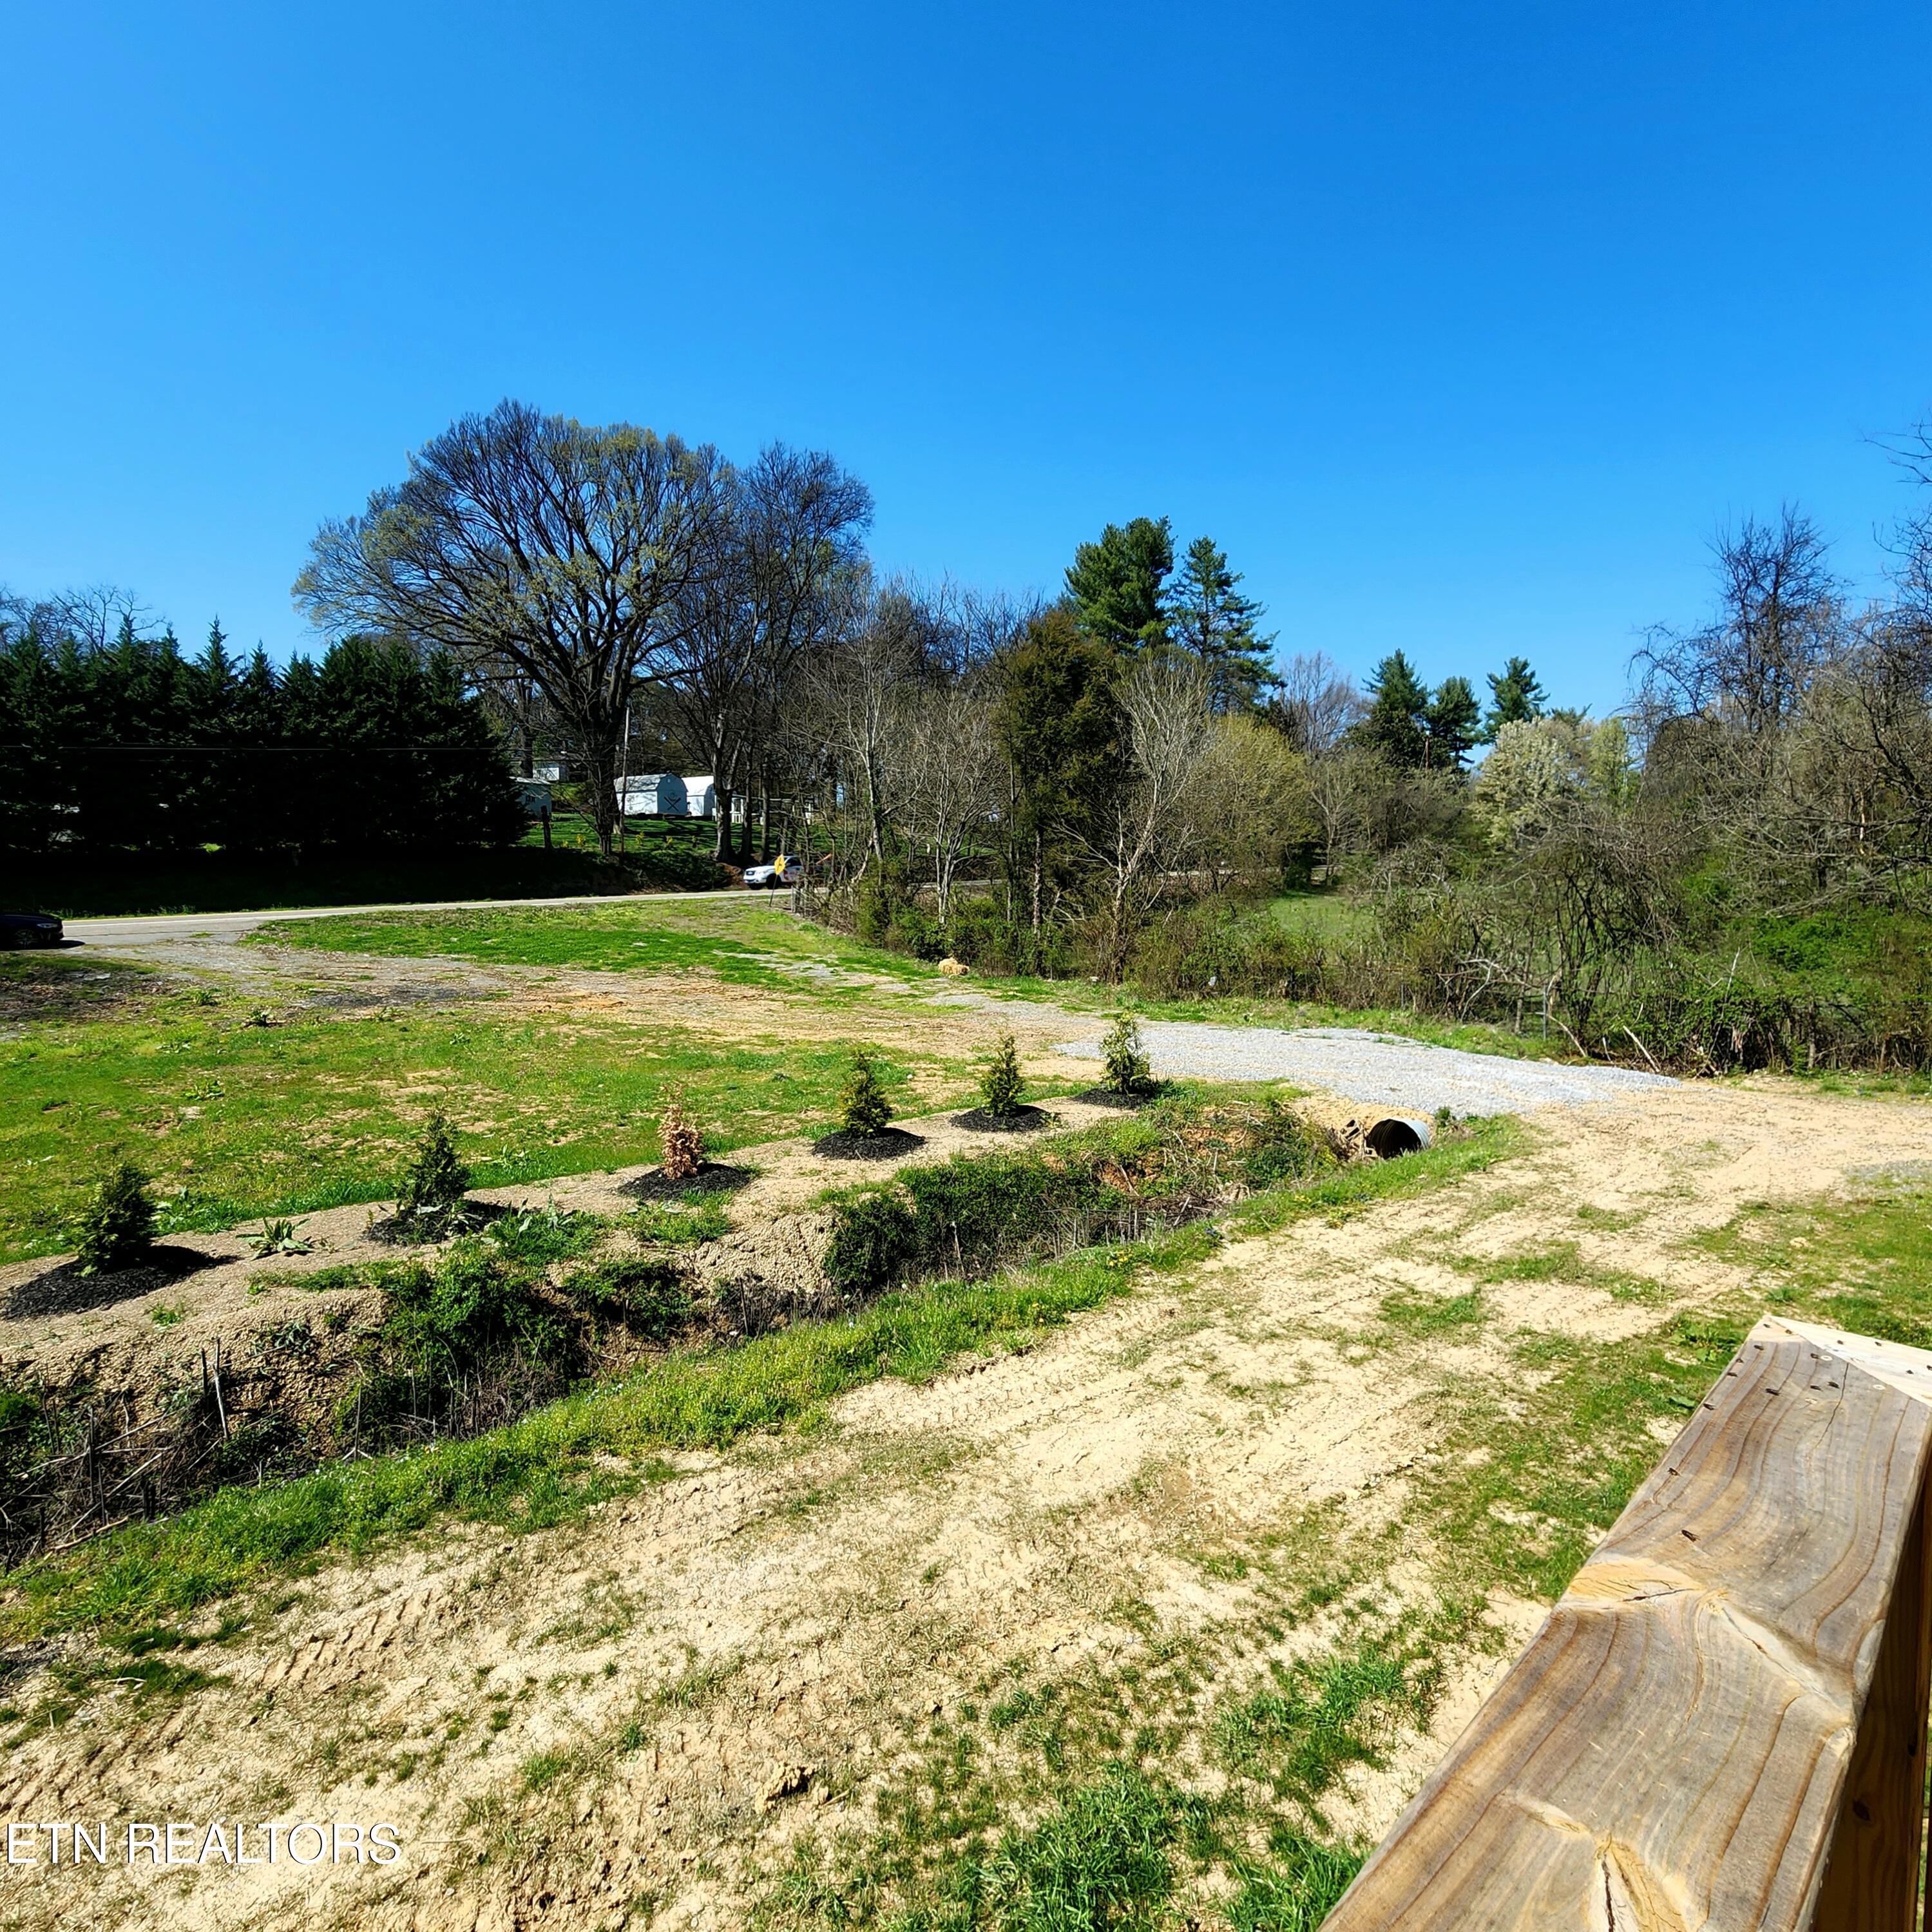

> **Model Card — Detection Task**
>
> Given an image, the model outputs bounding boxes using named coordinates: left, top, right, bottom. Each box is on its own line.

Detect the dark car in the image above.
left=0, top=912, right=63, bottom=949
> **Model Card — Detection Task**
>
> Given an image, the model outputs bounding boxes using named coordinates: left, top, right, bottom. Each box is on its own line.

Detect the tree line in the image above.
left=0, top=597, right=524, bottom=855
left=15, top=389, right=1931, bottom=1074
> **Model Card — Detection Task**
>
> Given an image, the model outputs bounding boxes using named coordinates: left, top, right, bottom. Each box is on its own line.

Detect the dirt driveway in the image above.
left=3, top=1072, right=1924, bottom=1932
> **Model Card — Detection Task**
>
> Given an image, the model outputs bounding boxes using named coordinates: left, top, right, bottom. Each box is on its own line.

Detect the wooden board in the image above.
left=1321, top=1317, right=1932, bottom=1931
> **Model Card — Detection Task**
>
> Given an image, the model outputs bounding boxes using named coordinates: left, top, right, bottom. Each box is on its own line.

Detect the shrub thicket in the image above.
left=821, top=1100, right=1335, bottom=1299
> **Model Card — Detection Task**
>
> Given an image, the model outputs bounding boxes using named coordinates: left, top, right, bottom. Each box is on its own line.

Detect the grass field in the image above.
left=1, top=901, right=984, bottom=1263
left=1265, top=889, right=1373, bottom=946
left=253, top=897, right=930, bottom=990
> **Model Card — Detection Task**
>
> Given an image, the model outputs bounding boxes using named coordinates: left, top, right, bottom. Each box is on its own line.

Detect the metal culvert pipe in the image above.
left=1364, top=1115, right=1432, bottom=1158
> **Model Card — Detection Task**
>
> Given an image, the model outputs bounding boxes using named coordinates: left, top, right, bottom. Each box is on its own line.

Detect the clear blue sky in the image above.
left=5, top=1, right=1929, bottom=714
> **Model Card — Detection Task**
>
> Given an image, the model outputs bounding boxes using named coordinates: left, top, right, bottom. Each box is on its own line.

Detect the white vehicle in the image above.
left=742, top=856, right=796, bottom=890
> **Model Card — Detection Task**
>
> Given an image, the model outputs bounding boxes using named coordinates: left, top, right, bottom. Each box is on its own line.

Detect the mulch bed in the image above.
left=949, top=1105, right=1054, bottom=1134
left=1073, top=1087, right=1158, bottom=1111
left=620, top=1163, right=754, bottom=1200
left=365, top=1200, right=509, bottom=1247
left=5, top=1245, right=220, bottom=1321
left=812, top=1127, right=927, bottom=1162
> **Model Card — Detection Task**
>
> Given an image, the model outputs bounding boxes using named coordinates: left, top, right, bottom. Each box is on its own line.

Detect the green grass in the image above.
left=1377, top=1288, right=1486, bottom=1337
left=0, top=1124, right=1513, bottom=1646
left=1406, top=1314, right=1747, bottom=1601
left=250, top=897, right=924, bottom=991
left=1264, top=892, right=1371, bottom=947
left=1695, top=1178, right=1932, bottom=1346
left=1, top=990, right=943, bottom=1263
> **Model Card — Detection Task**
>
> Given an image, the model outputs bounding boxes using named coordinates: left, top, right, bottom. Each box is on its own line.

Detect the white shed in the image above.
left=615, top=773, right=688, bottom=818
left=684, top=775, right=717, bottom=819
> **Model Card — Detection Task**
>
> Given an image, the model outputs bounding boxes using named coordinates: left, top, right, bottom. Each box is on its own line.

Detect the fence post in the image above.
left=1320, top=1317, right=1932, bottom=1930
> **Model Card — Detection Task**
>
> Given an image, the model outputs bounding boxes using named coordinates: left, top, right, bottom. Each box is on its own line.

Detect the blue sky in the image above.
left=4, top=1, right=1928, bottom=714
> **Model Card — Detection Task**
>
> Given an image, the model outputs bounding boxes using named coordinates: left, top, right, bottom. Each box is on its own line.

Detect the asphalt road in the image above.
left=59, top=888, right=751, bottom=949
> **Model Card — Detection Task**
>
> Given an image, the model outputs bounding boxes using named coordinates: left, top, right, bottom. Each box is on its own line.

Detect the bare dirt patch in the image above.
left=0, top=957, right=167, bottom=1029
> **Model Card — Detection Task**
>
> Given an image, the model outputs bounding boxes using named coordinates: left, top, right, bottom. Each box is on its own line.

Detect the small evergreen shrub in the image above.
left=396, top=1112, right=470, bottom=1224
left=658, top=1089, right=707, bottom=1181
left=74, top=1162, right=157, bottom=1275
left=980, top=1033, right=1026, bottom=1116
left=838, top=1051, right=894, bottom=1135
left=1100, top=1015, right=1154, bottom=1096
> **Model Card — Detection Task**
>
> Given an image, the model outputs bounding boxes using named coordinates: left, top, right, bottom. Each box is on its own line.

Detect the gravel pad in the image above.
left=1055, top=1024, right=1674, bottom=1117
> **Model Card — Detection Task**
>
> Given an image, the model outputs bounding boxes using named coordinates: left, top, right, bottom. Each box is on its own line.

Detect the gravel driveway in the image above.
left=1055, top=1022, right=1675, bottom=1118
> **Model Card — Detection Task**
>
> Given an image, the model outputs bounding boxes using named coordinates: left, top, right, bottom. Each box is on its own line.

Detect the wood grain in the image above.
left=1321, top=1317, right=1932, bottom=1931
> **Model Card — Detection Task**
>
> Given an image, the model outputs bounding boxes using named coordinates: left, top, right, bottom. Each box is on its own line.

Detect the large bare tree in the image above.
left=293, top=400, right=723, bottom=855
left=660, top=445, right=872, bottom=861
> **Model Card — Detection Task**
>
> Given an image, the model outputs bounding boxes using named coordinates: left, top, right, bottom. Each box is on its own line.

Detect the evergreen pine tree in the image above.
left=1171, top=537, right=1276, bottom=713
left=1100, top=1015, right=1154, bottom=1096
left=1424, top=676, right=1482, bottom=769
left=397, top=1112, right=470, bottom=1225
left=837, top=1051, right=893, bottom=1135
left=980, top=1033, right=1026, bottom=1116
left=74, top=1162, right=157, bottom=1275
left=1064, top=517, right=1175, bottom=652
left=994, top=609, right=1125, bottom=952
left=1360, top=651, right=1431, bottom=767
left=1482, top=656, right=1548, bottom=741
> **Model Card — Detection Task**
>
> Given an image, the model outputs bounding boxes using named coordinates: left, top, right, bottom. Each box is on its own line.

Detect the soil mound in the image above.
left=365, top=1200, right=509, bottom=1247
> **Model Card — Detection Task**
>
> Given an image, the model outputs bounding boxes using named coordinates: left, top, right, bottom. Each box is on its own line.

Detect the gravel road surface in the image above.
left=1055, top=1022, right=1675, bottom=1117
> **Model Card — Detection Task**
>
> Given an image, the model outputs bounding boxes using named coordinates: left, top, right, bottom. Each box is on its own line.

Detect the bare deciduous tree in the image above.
left=294, top=400, right=724, bottom=856
left=660, top=445, right=872, bottom=861
left=1076, top=656, right=1218, bottom=979
left=1267, top=651, right=1363, bottom=758
left=897, top=680, right=1002, bottom=921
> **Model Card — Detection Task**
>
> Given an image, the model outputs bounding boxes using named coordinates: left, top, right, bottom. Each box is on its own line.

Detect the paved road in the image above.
left=61, top=888, right=749, bottom=949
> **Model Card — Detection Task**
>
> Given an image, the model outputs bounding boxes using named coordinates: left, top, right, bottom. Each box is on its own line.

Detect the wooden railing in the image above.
left=1322, top=1315, right=1932, bottom=1930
